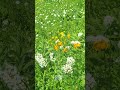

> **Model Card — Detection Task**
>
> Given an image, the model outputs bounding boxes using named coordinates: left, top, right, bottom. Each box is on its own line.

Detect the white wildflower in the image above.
left=66, top=57, right=75, bottom=65
left=62, top=64, right=73, bottom=74
left=35, top=53, right=47, bottom=68
left=78, top=32, right=83, bottom=37
left=49, top=53, right=56, bottom=62
left=71, top=41, right=80, bottom=45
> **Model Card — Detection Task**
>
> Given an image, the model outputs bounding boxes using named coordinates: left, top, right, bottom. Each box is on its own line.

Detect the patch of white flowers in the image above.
left=62, top=57, right=75, bottom=74
left=0, top=63, right=26, bottom=90
left=35, top=53, right=47, bottom=68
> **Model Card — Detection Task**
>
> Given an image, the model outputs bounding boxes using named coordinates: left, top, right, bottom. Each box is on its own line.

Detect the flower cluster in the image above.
left=35, top=53, right=47, bottom=68
left=62, top=57, right=75, bottom=74
left=0, top=63, right=26, bottom=90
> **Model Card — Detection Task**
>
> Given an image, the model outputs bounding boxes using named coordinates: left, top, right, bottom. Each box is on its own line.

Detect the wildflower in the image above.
left=49, top=53, right=56, bottom=62
left=71, top=41, right=81, bottom=48
left=60, top=32, right=65, bottom=38
left=62, top=46, right=70, bottom=52
left=35, top=53, right=47, bottom=68
left=67, top=33, right=71, bottom=39
left=86, top=35, right=96, bottom=42
left=62, top=64, right=73, bottom=74
left=57, top=41, right=63, bottom=46
left=66, top=57, right=75, bottom=65
left=93, top=35, right=109, bottom=51
left=54, top=44, right=59, bottom=51
left=78, top=32, right=83, bottom=37
left=54, top=75, right=62, bottom=81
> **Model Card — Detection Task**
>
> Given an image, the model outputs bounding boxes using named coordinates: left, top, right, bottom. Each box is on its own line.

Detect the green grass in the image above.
left=35, top=0, right=85, bottom=90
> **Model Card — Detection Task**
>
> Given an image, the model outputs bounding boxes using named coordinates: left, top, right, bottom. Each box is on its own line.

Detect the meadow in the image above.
left=35, top=0, right=85, bottom=90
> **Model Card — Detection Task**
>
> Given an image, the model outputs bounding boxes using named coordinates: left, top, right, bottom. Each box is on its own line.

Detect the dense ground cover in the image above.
left=35, top=0, right=85, bottom=90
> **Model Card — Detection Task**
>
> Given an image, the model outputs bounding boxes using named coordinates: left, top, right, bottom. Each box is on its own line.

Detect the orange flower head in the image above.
left=57, top=41, right=63, bottom=46
left=54, top=45, right=59, bottom=51
left=73, top=43, right=81, bottom=48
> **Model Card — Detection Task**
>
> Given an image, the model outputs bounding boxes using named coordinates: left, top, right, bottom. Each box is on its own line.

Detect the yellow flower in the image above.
left=71, top=41, right=81, bottom=48
left=63, top=47, right=68, bottom=52
left=73, top=43, right=81, bottom=48
left=67, top=33, right=70, bottom=39
left=60, top=32, right=65, bottom=38
left=54, top=44, right=59, bottom=51
left=93, top=40, right=109, bottom=51
left=57, top=41, right=63, bottom=46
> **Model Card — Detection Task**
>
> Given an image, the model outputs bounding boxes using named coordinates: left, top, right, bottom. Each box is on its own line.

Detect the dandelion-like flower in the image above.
left=35, top=53, right=47, bottom=68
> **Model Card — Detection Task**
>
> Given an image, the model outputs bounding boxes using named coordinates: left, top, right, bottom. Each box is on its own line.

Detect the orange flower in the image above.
left=54, top=45, right=59, bottom=51
left=93, top=40, right=109, bottom=51
left=57, top=41, right=63, bottom=46
left=73, top=43, right=81, bottom=48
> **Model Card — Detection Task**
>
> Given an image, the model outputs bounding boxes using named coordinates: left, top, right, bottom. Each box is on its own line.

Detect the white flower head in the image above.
left=49, top=52, right=56, bottom=62
left=62, top=64, right=73, bottom=74
left=78, top=32, right=83, bottom=37
left=35, top=53, right=47, bottom=68
left=71, top=41, right=80, bottom=45
left=66, top=57, right=75, bottom=65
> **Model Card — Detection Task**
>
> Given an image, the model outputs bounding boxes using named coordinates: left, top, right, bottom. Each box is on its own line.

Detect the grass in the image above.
left=35, top=0, right=85, bottom=90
